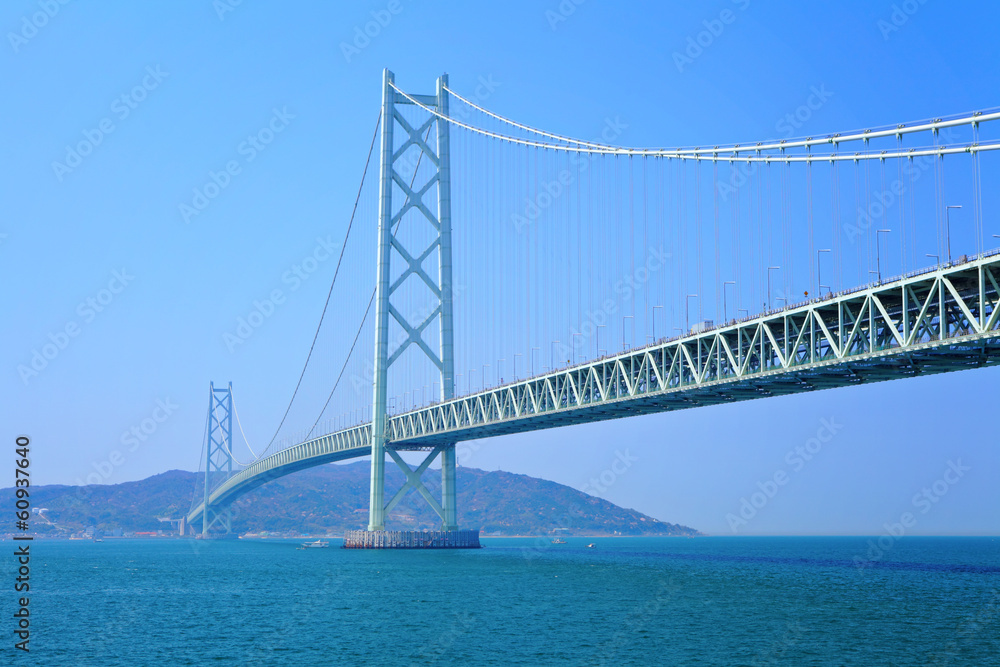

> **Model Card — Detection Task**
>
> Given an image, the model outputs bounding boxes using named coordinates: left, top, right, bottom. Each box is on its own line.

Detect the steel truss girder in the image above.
left=386, top=253, right=1000, bottom=445
left=187, top=247, right=1000, bottom=528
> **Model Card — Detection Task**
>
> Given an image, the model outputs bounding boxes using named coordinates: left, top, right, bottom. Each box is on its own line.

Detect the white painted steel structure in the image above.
left=187, top=251, right=1000, bottom=528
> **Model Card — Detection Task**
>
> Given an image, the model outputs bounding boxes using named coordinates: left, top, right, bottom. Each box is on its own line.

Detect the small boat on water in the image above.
left=297, top=539, right=329, bottom=549
left=551, top=538, right=567, bottom=544
left=586, top=543, right=596, bottom=549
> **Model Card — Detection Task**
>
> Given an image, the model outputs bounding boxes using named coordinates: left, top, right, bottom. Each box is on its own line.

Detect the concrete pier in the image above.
left=343, top=529, right=480, bottom=549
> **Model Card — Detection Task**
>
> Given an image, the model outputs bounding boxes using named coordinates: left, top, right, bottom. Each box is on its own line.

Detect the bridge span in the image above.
left=188, top=251, right=1000, bottom=529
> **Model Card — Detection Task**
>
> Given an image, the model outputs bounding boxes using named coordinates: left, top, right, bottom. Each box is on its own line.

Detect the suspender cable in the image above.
left=714, top=160, right=721, bottom=322
left=808, top=149, right=815, bottom=294
left=258, top=110, right=381, bottom=459
left=308, top=289, right=376, bottom=437
left=898, top=134, right=906, bottom=272
left=973, top=120, right=984, bottom=254
left=643, top=155, right=649, bottom=341
left=697, top=160, right=703, bottom=323
left=854, top=158, right=862, bottom=287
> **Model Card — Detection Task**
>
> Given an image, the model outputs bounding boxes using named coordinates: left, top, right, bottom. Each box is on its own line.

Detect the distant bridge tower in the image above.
left=356, top=68, right=477, bottom=548
left=201, top=381, right=234, bottom=537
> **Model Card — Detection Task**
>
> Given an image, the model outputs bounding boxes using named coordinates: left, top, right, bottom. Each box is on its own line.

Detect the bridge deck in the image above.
left=188, top=252, right=1000, bottom=526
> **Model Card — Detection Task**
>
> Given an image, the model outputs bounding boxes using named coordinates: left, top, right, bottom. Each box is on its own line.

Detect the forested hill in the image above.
left=10, top=462, right=699, bottom=537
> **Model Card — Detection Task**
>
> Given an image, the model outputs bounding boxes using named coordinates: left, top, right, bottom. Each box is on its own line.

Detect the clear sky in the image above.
left=4, top=0, right=999, bottom=535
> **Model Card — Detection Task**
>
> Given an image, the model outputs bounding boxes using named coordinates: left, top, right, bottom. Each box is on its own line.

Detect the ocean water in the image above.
left=5, top=536, right=999, bottom=665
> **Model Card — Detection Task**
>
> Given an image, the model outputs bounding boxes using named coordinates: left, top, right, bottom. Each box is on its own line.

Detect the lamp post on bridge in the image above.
left=685, top=294, right=698, bottom=332
left=946, top=205, right=961, bottom=263
left=767, top=267, right=780, bottom=311
left=817, top=249, right=831, bottom=296
left=622, top=316, right=634, bottom=351
left=926, top=253, right=939, bottom=267
left=876, top=229, right=890, bottom=283
left=551, top=342, right=560, bottom=370
left=723, top=281, right=735, bottom=322
left=514, top=353, right=522, bottom=380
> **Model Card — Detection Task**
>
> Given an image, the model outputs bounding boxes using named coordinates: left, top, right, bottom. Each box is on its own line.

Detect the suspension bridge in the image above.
left=186, top=70, right=1000, bottom=546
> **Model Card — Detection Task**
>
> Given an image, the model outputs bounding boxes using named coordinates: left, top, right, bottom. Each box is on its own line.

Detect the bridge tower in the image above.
left=201, top=381, right=235, bottom=537
left=354, top=69, right=477, bottom=548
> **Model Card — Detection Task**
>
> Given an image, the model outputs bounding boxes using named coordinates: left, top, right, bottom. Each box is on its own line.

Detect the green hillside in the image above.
left=9, top=462, right=699, bottom=537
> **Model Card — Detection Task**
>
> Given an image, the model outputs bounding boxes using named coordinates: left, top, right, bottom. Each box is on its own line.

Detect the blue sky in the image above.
left=3, top=0, right=999, bottom=535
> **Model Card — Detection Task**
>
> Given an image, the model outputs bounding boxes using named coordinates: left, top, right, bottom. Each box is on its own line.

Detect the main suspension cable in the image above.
left=395, top=82, right=1000, bottom=162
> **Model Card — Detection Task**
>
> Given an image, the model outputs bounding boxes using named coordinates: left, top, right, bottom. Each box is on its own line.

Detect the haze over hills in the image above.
left=10, top=462, right=699, bottom=537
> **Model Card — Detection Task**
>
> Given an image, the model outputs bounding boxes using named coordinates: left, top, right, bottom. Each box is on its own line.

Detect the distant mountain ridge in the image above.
left=7, top=462, right=699, bottom=537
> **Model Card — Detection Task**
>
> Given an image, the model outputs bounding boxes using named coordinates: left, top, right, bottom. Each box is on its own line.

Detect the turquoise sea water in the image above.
left=4, top=536, right=999, bottom=665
